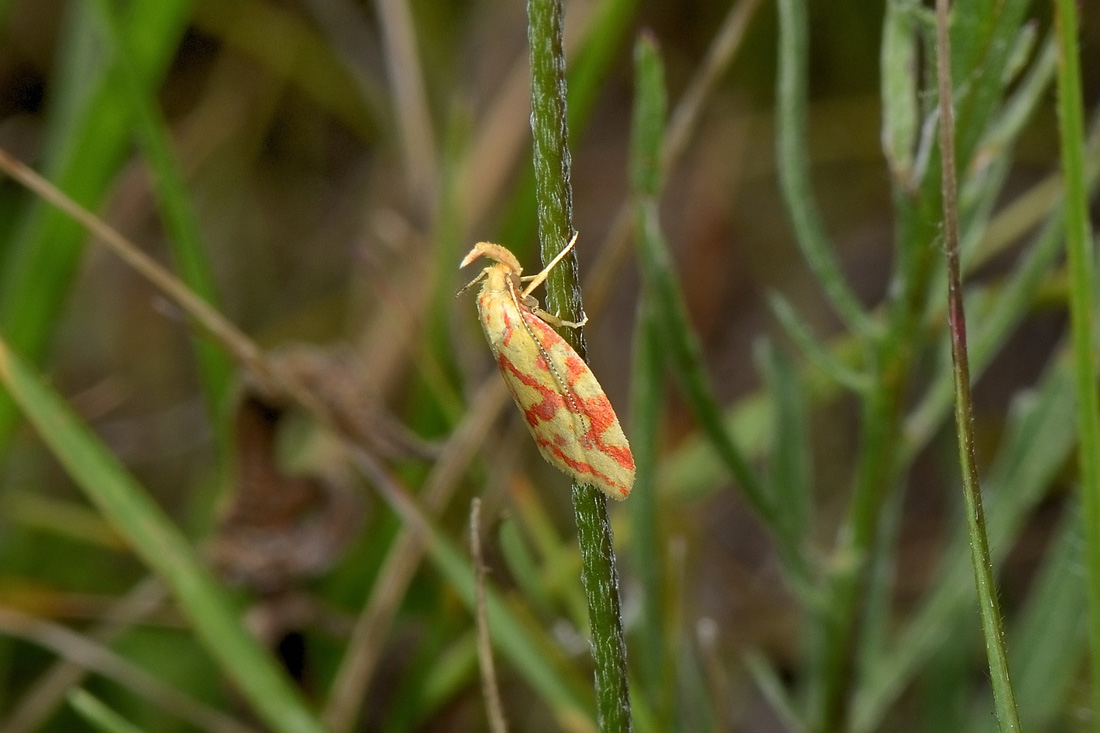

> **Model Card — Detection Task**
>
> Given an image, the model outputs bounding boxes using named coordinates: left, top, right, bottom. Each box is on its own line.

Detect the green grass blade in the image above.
left=494, top=0, right=639, bottom=252
left=775, top=0, right=871, bottom=335
left=0, top=337, right=326, bottom=733
left=89, top=0, right=234, bottom=437
left=635, top=186, right=774, bottom=531
left=0, top=0, right=193, bottom=453
left=767, top=294, right=870, bottom=393
left=934, top=0, right=1019, bottom=724
left=881, top=0, right=919, bottom=185
left=1053, top=0, right=1100, bottom=717
left=67, top=689, right=149, bottom=733
left=756, top=342, right=812, bottom=551
left=628, top=41, right=668, bottom=719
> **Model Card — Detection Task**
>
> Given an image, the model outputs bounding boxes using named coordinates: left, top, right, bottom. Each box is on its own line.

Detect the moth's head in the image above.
left=459, top=242, right=523, bottom=275
left=457, top=241, right=523, bottom=297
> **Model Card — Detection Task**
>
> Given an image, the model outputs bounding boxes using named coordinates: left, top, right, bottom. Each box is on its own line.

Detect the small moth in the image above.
left=460, top=236, right=635, bottom=500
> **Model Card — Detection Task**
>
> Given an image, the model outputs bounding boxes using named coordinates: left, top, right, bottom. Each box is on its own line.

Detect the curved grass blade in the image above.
left=68, top=689, right=148, bottom=733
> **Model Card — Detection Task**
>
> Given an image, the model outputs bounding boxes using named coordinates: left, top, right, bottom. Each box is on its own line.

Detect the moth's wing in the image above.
left=479, top=288, right=634, bottom=499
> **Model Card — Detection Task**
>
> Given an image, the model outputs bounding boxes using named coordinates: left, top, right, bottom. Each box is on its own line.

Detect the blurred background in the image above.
left=0, top=0, right=1096, bottom=730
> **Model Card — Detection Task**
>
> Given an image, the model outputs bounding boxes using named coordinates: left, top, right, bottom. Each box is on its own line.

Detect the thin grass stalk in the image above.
left=628, top=301, right=665, bottom=716
left=1052, top=0, right=1100, bottom=718
left=348, top=445, right=597, bottom=727
left=934, top=1, right=1020, bottom=729
left=471, top=498, right=509, bottom=733
left=527, top=0, right=631, bottom=729
left=627, top=39, right=666, bottom=704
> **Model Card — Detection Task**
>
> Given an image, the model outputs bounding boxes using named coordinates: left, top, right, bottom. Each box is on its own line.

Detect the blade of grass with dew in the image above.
left=527, top=0, right=631, bottom=729
left=0, top=0, right=192, bottom=455
left=89, top=0, right=234, bottom=439
left=0, top=337, right=326, bottom=733
left=775, top=0, right=870, bottom=335
left=67, top=689, right=148, bottom=733
left=1053, top=0, right=1100, bottom=718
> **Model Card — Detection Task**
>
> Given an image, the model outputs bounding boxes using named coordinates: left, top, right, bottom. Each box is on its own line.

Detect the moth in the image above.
left=460, top=236, right=635, bottom=500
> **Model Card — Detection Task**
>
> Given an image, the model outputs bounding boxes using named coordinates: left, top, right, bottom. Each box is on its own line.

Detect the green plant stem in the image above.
left=1053, top=0, right=1100, bottom=719
left=527, top=0, right=632, bottom=730
left=935, top=0, right=1020, bottom=729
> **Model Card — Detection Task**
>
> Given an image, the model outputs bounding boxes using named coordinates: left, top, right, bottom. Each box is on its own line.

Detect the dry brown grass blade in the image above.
left=375, top=0, right=439, bottom=217
left=322, top=378, right=510, bottom=731
left=1, top=577, right=167, bottom=733
left=456, top=0, right=596, bottom=235
left=471, top=497, right=509, bottom=733
left=0, top=147, right=387, bottom=456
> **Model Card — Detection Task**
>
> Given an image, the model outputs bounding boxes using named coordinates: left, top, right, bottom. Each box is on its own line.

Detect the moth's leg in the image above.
left=536, top=307, right=588, bottom=330
left=521, top=232, right=579, bottom=298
